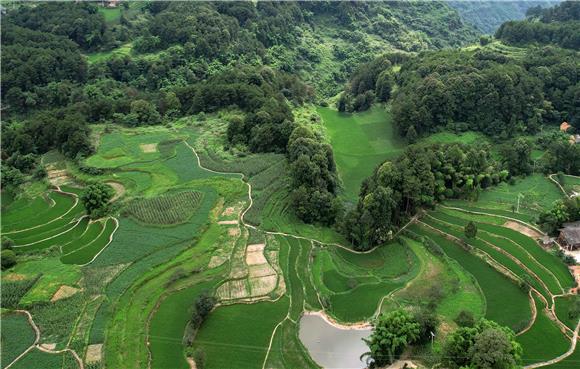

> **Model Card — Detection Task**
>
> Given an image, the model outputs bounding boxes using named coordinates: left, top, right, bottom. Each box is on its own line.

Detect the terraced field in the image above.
left=410, top=201, right=577, bottom=362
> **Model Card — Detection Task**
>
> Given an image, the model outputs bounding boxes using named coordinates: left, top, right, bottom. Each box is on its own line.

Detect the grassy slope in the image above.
left=318, top=105, right=404, bottom=201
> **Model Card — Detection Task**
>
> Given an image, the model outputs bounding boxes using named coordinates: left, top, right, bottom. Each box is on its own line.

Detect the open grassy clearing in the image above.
left=517, top=294, right=570, bottom=364
left=192, top=297, right=290, bottom=369
left=318, top=105, right=404, bottom=200
left=408, top=224, right=531, bottom=331
left=1, top=313, right=36, bottom=366
left=418, top=131, right=489, bottom=146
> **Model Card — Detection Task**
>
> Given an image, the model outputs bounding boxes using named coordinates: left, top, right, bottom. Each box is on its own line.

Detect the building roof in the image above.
left=561, top=122, right=572, bottom=132
left=561, top=221, right=580, bottom=246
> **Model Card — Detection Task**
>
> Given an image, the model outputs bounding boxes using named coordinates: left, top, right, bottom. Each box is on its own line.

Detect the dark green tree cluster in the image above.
left=500, top=138, right=533, bottom=176
left=342, top=143, right=506, bottom=250
left=363, top=309, right=438, bottom=367
left=190, top=292, right=217, bottom=330
left=81, top=183, right=115, bottom=219
left=1, top=238, right=17, bottom=271
left=496, top=1, right=580, bottom=50
left=337, top=53, right=409, bottom=112
left=391, top=46, right=578, bottom=139
left=442, top=319, right=522, bottom=369
left=538, top=197, right=580, bottom=234
left=9, top=2, right=127, bottom=51
left=287, top=127, right=341, bottom=225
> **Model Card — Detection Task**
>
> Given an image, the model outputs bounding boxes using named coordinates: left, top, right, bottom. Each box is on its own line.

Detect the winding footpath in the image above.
left=4, top=310, right=84, bottom=369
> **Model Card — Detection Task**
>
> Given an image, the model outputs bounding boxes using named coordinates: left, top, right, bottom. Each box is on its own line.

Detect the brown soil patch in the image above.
left=3, top=273, right=27, bottom=281
left=106, top=181, right=126, bottom=202
left=386, top=360, right=417, bottom=369
left=51, top=285, right=80, bottom=302
left=40, top=343, right=56, bottom=350
left=208, top=256, right=227, bottom=268
left=503, top=221, right=542, bottom=239
left=246, top=251, right=268, bottom=266
left=249, top=275, right=278, bottom=296
left=47, top=168, right=70, bottom=186
left=187, top=357, right=197, bottom=369
left=139, top=143, right=158, bottom=153
left=246, top=244, right=265, bottom=252
left=85, top=343, right=103, bottom=363
left=248, top=264, right=276, bottom=278
left=218, top=220, right=238, bottom=225
left=221, top=207, right=235, bottom=216
left=228, top=227, right=240, bottom=237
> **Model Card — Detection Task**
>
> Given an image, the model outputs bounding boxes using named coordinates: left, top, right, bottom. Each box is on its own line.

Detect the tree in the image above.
left=443, top=319, right=522, bottom=369
left=191, top=291, right=217, bottom=329
left=1, top=249, right=17, bottom=270
left=363, top=310, right=420, bottom=366
left=470, top=328, right=519, bottom=369
left=465, top=221, right=478, bottom=239
left=81, top=183, right=114, bottom=219
left=455, top=310, right=476, bottom=327
left=130, top=100, right=161, bottom=126
left=1, top=238, right=15, bottom=251
left=406, top=126, right=418, bottom=144
left=501, top=138, right=532, bottom=176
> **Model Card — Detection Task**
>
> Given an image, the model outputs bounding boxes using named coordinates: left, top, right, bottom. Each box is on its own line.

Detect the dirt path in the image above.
left=106, top=181, right=126, bottom=202
left=4, top=310, right=84, bottom=369
left=548, top=173, right=570, bottom=199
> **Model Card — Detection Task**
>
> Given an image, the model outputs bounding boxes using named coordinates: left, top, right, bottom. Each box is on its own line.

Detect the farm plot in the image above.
left=1, top=313, right=36, bottom=366
left=264, top=319, right=319, bottom=369
left=310, top=241, right=421, bottom=323
left=408, top=224, right=531, bottom=331
left=149, top=280, right=218, bottom=369
left=3, top=190, right=78, bottom=233
left=318, top=106, right=404, bottom=201
left=9, top=348, right=79, bottom=369
left=428, top=211, right=568, bottom=295
left=124, top=191, right=203, bottom=225
left=517, top=294, right=571, bottom=363
left=60, top=218, right=118, bottom=265
left=422, top=213, right=553, bottom=303
left=554, top=295, right=580, bottom=330
left=192, top=297, right=290, bottom=369
left=470, top=174, right=563, bottom=216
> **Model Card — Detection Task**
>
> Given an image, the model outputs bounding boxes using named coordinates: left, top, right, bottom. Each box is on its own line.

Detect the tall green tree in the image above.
left=465, top=221, right=478, bottom=239
left=81, top=183, right=114, bottom=219
left=363, top=310, right=420, bottom=366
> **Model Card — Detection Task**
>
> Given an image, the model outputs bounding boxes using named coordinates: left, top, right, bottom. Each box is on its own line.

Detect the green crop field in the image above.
left=193, top=298, right=290, bottom=369
left=124, top=191, right=203, bottom=225
left=517, top=295, right=571, bottom=363
left=409, top=224, right=531, bottom=330
left=1, top=313, right=36, bottom=366
left=149, top=281, right=217, bottom=369
left=554, top=295, right=580, bottom=330
left=318, top=105, right=404, bottom=200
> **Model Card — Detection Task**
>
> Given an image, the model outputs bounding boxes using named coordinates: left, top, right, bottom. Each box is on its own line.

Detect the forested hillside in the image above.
left=496, top=0, right=580, bottom=49
left=448, top=0, right=558, bottom=34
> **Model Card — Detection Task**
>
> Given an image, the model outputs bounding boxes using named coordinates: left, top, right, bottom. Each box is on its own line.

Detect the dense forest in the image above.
left=448, top=0, right=558, bottom=34
left=496, top=0, right=580, bottom=49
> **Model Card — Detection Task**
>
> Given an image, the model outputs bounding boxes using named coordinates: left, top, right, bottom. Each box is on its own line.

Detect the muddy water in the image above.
left=298, top=314, right=371, bottom=369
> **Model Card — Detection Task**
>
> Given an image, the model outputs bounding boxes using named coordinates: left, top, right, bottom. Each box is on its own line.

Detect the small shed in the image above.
left=559, top=221, right=580, bottom=251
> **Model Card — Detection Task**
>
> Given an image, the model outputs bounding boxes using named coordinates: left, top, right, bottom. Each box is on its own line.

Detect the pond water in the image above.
left=298, top=313, right=371, bottom=369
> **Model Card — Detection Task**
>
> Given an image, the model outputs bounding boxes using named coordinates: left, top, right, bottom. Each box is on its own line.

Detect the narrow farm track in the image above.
left=548, top=174, right=570, bottom=199
left=4, top=310, right=84, bottom=369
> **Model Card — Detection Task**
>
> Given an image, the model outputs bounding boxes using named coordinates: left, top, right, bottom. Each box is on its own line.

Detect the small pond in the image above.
left=299, top=313, right=371, bottom=369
